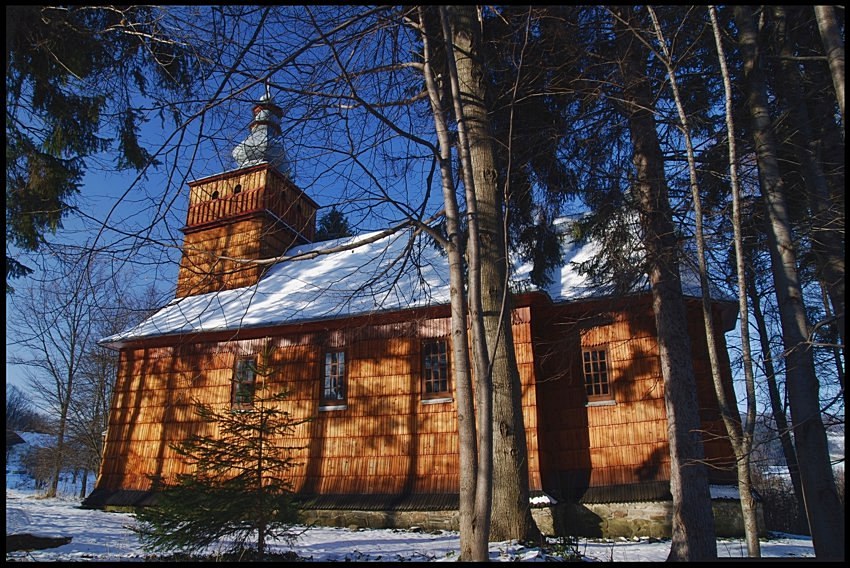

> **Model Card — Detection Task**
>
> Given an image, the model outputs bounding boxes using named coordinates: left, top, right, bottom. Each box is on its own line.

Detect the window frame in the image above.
left=421, top=338, right=452, bottom=401
left=582, top=348, right=614, bottom=404
left=232, top=356, right=258, bottom=410
left=320, top=349, right=347, bottom=409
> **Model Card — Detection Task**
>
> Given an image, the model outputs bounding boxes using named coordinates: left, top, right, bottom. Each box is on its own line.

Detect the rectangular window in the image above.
left=582, top=349, right=613, bottom=403
left=422, top=339, right=451, bottom=399
left=322, top=351, right=346, bottom=403
left=232, top=356, right=257, bottom=409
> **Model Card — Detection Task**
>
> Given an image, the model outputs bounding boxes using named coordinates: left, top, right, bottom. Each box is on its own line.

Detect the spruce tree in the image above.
left=314, top=206, right=355, bottom=241
left=5, top=5, right=201, bottom=291
left=132, top=346, right=307, bottom=558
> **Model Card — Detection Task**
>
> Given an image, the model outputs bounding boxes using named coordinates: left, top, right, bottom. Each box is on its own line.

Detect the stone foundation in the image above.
left=549, top=499, right=765, bottom=539
left=298, top=499, right=763, bottom=539
left=299, top=508, right=460, bottom=532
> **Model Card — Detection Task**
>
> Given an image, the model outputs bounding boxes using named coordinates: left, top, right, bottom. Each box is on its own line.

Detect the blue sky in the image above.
left=5, top=72, right=443, bottom=397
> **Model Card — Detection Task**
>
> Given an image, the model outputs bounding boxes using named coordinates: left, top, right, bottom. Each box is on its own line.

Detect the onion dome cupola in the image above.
left=232, top=92, right=293, bottom=177
left=175, top=92, right=318, bottom=298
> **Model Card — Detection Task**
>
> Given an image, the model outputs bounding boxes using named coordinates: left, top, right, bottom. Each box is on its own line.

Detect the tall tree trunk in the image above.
left=437, top=7, right=497, bottom=556
left=79, top=468, right=89, bottom=499
left=734, top=6, right=844, bottom=560
left=611, top=6, right=717, bottom=561
left=685, top=6, right=762, bottom=555
left=448, top=4, right=540, bottom=544
left=771, top=6, right=845, bottom=349
left=814, top=5, right=845, bottom=129
left=818, top=282, right=845, bottom=390
left=418, top=6, right=489, bottom=560
left=48, top=369, right=73, bottom=499
left=745, top=262, right=807, bottom=533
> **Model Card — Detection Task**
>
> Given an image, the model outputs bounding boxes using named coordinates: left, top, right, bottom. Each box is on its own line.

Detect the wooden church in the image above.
left=83, top=95, right=746, bottom=538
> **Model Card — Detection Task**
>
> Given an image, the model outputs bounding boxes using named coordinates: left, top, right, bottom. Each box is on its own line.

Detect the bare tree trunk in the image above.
left=734, top=6, right=844, bottom=560
left=704, top=6, right=761, bottom=558
left=79, top=468, right=89, bottom=499
left=49, top=398, right=70, bottom=498
left=611, top=6, right=717, bottom=561
left=814, top=5, right=845, bottom=129
left=417, top=6, right=489, bottom=560
left=437, top=7, right=498, bottom=554
left=745, top=266, right=806, bottom=531
left=818, top=282, right=845, bottom=390
left=447, top=4, right=541, bottom=544
left=771, top=6, right=845, bottom=350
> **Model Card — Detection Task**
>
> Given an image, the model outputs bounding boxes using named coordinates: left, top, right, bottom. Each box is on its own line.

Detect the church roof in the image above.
left=102, top=220, right=732, bottom=347
left=103, top=223, right=595, bottom=346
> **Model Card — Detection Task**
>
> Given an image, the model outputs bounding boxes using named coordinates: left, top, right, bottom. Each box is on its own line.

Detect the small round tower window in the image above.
left=211, top=190, right=219, bottom=199
left=233, top=184, right=242, bottom=194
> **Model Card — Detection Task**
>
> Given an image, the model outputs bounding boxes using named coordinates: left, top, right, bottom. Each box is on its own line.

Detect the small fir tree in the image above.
left=132, top=345, right=307, bottom=558
left=314, top=206, right=355, bottom=241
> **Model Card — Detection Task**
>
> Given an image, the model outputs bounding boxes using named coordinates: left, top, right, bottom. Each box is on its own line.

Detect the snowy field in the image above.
left=4, top=432, right=826, bottom=562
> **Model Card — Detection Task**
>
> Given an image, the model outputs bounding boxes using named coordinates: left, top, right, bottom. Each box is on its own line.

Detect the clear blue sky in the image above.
left=5, top=78, right=442, bottom=399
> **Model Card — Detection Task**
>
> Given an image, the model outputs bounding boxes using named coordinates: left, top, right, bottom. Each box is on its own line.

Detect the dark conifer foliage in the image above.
left=5, top=5, right=201, bottom=291
left=314, top=206, right=355, bottom=241
left=133, top=347, right=307, bottom=557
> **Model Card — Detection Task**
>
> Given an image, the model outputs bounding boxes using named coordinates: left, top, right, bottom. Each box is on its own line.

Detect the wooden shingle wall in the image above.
left=512, top=306, right=543, bottom=491
left=175, top=165, right=317, bottom=297
left=533, top=295, right=736, bottom=497
left=686, top=303, right=738, bottom=481
left=97, top=309, right=542, bottom=498
left=176, top=217, right=290, bottom=296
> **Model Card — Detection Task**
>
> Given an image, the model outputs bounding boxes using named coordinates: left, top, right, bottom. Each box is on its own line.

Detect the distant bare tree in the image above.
left=6, top=385, right=36, bottom=432
left=7, top=248, right=153, bottom=498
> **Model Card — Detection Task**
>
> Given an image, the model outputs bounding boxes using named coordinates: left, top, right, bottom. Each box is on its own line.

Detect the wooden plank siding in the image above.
left=185, top=165, right=317, bottom=239
left=532, top=294, right=737, bottom=501
left=176, top=164, right=318, bottom=297
left=93, top=291, right=736, bottom=507
left=95, top=306, right=542, bottom=500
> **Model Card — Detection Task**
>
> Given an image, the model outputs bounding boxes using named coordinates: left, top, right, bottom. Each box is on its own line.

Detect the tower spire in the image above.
left=232, top=88, right=292, bottom=177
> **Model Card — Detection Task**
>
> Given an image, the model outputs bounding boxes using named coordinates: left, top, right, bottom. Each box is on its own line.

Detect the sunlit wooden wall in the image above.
left=96, top=306, right=543, bottom=497
left=95, top=292, right=735, bottom=503
left=533, top=295, right=737, bottom=495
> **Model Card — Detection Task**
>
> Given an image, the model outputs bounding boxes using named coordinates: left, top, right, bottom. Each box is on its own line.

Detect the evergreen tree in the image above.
left=5, top=5, right=201, bottom=292
left=132, top=346, right=307, bottom=558
left=314, top=206, right=355, bottom=241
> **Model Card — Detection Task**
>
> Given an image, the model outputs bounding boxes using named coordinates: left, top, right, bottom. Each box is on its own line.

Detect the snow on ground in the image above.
left=4, top=487, right=818, bottom=562
left=5, top=433, right=819, bottom=562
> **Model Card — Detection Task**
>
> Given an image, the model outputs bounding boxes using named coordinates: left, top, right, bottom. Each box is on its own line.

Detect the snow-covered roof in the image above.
left=101, top=221, right=729, bottom=347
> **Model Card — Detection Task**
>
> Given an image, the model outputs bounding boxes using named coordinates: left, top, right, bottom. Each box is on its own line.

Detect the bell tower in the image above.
left=175, top=94, right=318, bottom=297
